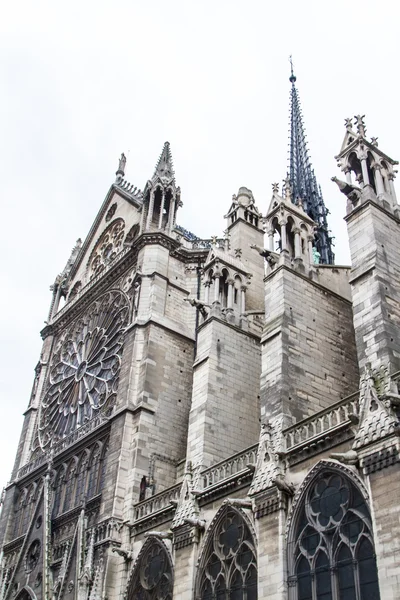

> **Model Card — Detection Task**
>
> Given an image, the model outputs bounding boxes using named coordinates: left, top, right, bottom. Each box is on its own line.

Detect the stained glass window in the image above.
left=289, top=470, right=380, bottom=600
left=197, top=507, right=257, bottom=599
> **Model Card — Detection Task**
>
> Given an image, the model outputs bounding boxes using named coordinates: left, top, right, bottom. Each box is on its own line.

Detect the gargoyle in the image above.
left=272, top=475, right=295, bottom=496
left=184, top=517, right=206, bottom=530
left=111, top=546, right=134, bottom=562
left=223, top=498, right=252, bottom=509
left=249, top=245, right=279, bottom=266
left=331, top=177, right=362, bottom=205
left=330, top=449, right=359, bottom=466
left=183, top=297, right=210, bottom=318
left=144, top=530, right=173, bottom=540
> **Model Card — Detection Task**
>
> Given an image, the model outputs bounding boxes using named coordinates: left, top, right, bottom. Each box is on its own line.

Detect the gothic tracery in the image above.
left=38, top=290, right=129, bottom=449
left=197, top=507, right=257, bottom=600
left=89, top=218, right=125, bottom=279
left=288, top=469, right=380, bottom=600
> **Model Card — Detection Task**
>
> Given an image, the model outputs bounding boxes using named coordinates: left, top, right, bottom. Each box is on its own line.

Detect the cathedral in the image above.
left=0, top=68, right=400, bottom=600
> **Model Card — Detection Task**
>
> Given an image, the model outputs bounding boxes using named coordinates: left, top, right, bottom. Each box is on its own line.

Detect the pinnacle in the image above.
left=153, top=141, right=175, bottom=183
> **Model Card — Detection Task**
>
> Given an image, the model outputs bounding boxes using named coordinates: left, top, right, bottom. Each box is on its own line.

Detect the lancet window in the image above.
left=51, top=439, right=108, bottom=518
left=197, top=506, right=257, bottom=600
left=12, top=480, right=43, bottom=539
left=126, top=538, right=173, bottom=599
left=288, top=469, right=380, bottom=600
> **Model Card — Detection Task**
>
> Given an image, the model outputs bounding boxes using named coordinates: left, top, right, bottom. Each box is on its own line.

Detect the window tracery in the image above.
left=88, top=219, right=125, bottom=279
left=38, top=290, right=129, bottom=449
left=288, top=470, right=380, bottom=600
left=127, top=539, right=173, bottom=600
left=197, top=507, right=257, bottom=600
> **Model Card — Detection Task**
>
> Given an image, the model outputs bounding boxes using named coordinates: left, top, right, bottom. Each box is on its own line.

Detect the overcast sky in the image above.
left=1, top=0, right=399, bottom=490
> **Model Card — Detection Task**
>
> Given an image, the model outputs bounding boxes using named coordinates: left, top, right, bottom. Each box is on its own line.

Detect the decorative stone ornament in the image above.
left=353, top=363, right=400, bottom=451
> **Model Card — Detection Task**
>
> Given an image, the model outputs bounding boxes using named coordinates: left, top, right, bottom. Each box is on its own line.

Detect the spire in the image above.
left=153, top=141, right=175, bottom=183
left=288, top=58, right=334, bottom=264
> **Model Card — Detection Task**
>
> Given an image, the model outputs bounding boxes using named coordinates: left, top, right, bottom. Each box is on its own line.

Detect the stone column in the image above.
left=227, top=279, right=234, bottom=310
left=240, top=286, right=246, bottom=313
left=158, top=190, right=166, bottom=229
left=146, top=189, right=155, bottom=230
left=213, top=274, right=220, bottom=303
left=51, top=284, right=62, bottom=318
left=293, top=227, right=301, bottom=259
left=279, top=220, right=288, bottom=253
left=373, top=165, right=385, bottom=196
left=344, top=167, right=352, bottom=184
left=360, top=156, right=370, bottom=186
left=388, top=173, right=397, bottom=203
left=268, top=228, right=274, bottom=251
left=307, top=236, right=314, bottom=264
left=167, top=196, right=176, bottom=234
left=204, top=281, right=210, bottom=305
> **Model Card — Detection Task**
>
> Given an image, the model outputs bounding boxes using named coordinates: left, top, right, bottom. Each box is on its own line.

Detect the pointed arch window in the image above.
left=197, top=507, right=257, bottom=600
left=126, top=539, right=173, bottom=599
left=288, top=470, right=380, bottom=600
left=62, top=460, right=77, bottom=513
left=74, top=455, right=89, bottom=507
left=87, top=446, right=101, bottom=499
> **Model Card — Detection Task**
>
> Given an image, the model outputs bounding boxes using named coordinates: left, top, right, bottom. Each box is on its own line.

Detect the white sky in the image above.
left=1, top=0, right=399, bottom=490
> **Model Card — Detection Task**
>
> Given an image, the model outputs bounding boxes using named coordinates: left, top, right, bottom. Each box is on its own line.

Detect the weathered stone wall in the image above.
left=186, top=317, right=261, bottom=468
left=346, top=200, right=400, bottom=372
left=261, top=265, right=359, bottom=424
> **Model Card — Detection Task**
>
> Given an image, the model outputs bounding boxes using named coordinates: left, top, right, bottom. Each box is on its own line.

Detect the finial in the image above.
left=344, top=118, right=353, bottom=130
left=371, top=136, right=378, bottom=147
left=272, top=182, right=279, bottom=194
left=116, top=153, right=126, bottom=179
left=289, top=55, right=296, bottom=83
left=283, top=175, right=292, bottom=201
left=354, top=115, right=366, bottom=137
left=210, top=235, right=218, bottom=246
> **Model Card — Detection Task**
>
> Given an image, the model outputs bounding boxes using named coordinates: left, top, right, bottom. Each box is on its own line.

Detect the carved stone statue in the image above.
left=331, top=176, right=362, bottom=205
left=183, top=297, right=210, bottom=318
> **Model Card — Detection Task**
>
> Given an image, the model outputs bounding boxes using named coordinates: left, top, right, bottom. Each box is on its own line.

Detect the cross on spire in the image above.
left=288, top=59, right=334, bottom=264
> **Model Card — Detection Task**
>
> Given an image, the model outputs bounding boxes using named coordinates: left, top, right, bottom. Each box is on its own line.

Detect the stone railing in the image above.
left=282, top=393, right=359, bottom=452
left=201, top=445, right=258, bottom=489
left=52, top=413, right=109, bottom=457
left=16, top=454, right=47, bottom=479
left=133, top=484, right=181, bottom=522
left=190, top=238, right=225, bottom=250
left=89, top=516, right=125, bottom=545
left=17, top=414, right=109, bottom=480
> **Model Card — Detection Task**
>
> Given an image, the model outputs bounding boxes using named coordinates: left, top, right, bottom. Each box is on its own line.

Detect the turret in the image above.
left=140, top=142, right=181, bottom=235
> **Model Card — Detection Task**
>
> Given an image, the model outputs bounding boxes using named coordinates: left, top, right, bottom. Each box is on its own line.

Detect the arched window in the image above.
left=87, top=446, right=101, bottom=499
left=74, top=453, right=89, bottom=507
left=52, top=466, right=66, bottom=518
left=288, top=469, right=380, bottom=600
left=197, top=506, right=257, bottom=600
left=126, top=538, right=173, bottom=599
left=62, top=460, right=77, bottom=513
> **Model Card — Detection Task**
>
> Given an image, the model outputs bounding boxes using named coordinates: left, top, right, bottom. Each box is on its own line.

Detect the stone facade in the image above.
left=0, top=117, right=400, bottom=600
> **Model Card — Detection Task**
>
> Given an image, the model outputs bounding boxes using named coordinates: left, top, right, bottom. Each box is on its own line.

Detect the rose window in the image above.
left=38, top=290, right=129, bottom=449
left=89, top=219, right=125, bottom=279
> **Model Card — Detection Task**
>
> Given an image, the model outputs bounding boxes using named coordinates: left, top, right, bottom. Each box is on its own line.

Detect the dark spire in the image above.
left=288, top=58, right=334, bottom=264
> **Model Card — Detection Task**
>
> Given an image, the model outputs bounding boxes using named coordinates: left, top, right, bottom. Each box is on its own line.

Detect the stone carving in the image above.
left=353, top=363, right=400, bottom=450
left=38, top=290, right=129, bottom=449
left=183, top=297, right=210, bottom=318
left=250, top=244, right=279, bottom=266
left=331, top=176, right=362, bottom=205
left=105, top=202, right=117, bottom=222
left=171, top=461, right=201, bottom=530
left=143, top=531, right=173, bottom=540
left=249, top=417, right=294, bottom=496
left=89, top=219, right=125, bottom=279
left=112, top=546, right=134, bottom=562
